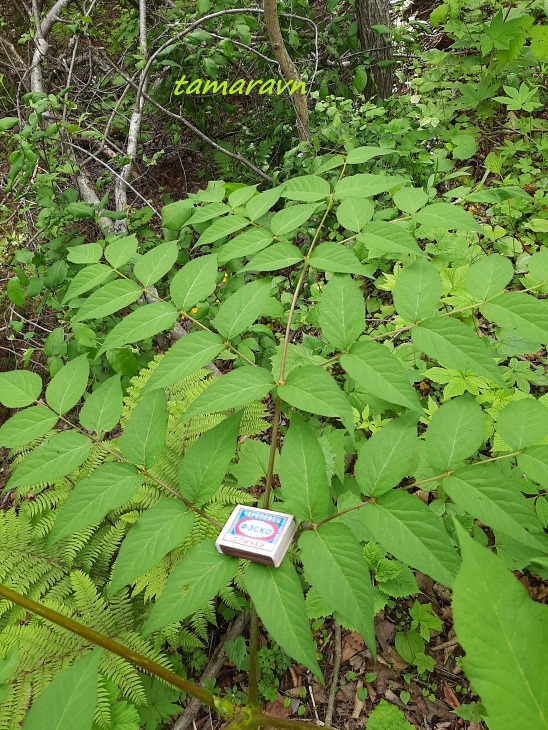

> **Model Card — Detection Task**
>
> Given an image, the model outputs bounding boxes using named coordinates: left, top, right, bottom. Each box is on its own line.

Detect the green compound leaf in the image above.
left=0, top=406, right=58, bottom=449
left=465, top=254, right=514, bottom=300
left=62, top=264, right=115, bottom=303
left=244, top=243, right=303, bottom=272
left=443, top=465, right=547, bottom=553
left=394, top=259, right=442, bottom=323
left=452, top=524, right=548, bottom=730
left=169, top=254, right=218, bottom=310
left=334, top=174, right=402, bottom=199
left=0, top=370, right=42, bottom=408
left=299, top=523, right=375, bottom=654
left=309, top=242, right=369, bottom=275
left=358, top=221, right=424, bottom=258
left=23, top=648, right=103, bottom=730
left=178, top=412, right=242, bottom=507
left=392, top=186, right=428, bottom=214
left=66, top=243, right=103, bottom=264
left=346, top=146, right=393, bottom=165
left=144, top=541, right=237, bottom=634
left=355, top=414, right=418, bottom=497
left=246, top=187, right=282, bottom=221
left=414, top=203, right=483, bottom=232
left=213, top=278, right=272, bottom=339
left=98, top=302, right=178, bottom=355
left=277, top=365, right=355, bottom=435
left=270, top=203, right=321, bottom=237
left=45, top=355, right=89, bottom=415
left=134, top=241, right=179, bottom=287
left=411, top=317, right=505, bottom=387
left=245, top=559, right=323, bottom=681
left=49, top=462, right=143, bottom=544
left=281, top=175, right=331, bottom=202
left=495, top=398, right=548, bottom=450
left=424, top=395, right=485, bottom=471
left=335, top=197, right=374, bottom=232
left=218, top=228, right=273, bottom=264
left=341, top=340, right=422, bottom=412
left=182, top=366, right=274, bottom=420
left=6, top=431, right=91, bottom=490
left=481, top=291, right=548, bottom=345
left=79, top=375, right=123, bottom=433
left=228, top=184, right=258, bottom=208
left=118, top=390, right=168, bottom=468
left=143, top=331, right=225, bottom=393
left=73, top=279, right=142, bottom=322
left=361, top=490, right=460, bottom=587
left=104, top=233, right=139, bottom=268
left=319, top=274, right=365, bottom=351
left=278, top=412, right=331, bottom=522
left=110, top=499, right=194, bottom=594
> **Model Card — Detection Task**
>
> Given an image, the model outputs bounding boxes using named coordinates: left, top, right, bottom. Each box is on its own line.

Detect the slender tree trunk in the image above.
left=263, top=0, right=309, bottom=141
left=355, top=0, right=393, bottom=100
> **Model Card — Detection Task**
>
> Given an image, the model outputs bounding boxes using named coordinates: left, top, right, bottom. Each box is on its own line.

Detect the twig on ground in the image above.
left=324, top=622, right=342, bottom=728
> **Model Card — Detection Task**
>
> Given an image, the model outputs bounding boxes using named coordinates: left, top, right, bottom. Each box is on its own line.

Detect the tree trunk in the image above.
left=355, top=0, right=393, bottom=100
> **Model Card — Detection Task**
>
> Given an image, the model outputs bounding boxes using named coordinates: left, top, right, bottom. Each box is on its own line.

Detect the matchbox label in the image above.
left=225, top=508, right=287, bottom=551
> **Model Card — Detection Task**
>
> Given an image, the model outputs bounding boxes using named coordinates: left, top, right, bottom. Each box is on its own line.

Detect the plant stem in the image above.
left=254, top=711, right=337, bottom=730
left=262, top=396, right=282, bottom=510
left=247, top=605, right=260, bottom=707
left=0, top=584, right=218, bottom=709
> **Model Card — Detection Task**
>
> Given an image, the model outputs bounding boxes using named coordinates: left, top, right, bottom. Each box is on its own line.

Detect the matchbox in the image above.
left=215, top=505, right=296, bottom=567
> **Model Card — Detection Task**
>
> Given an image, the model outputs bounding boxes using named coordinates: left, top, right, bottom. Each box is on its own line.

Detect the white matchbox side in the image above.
left=215, top=505, right=296, bottom=568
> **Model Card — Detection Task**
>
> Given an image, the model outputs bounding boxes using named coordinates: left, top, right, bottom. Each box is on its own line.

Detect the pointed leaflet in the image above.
left=218, top=228, right=273, bottom=264
left=118, top=390, right=168, bottom=468
left=195, top=215, right=249, bottom=247
left=144, top=541, right=237, bottom=634
left=110, top=499, right=194, bottom=594
left=98, top=302, right=178, bottom=355
left=414, top=203, right=483, bottom=232
left=73, top=279, right=142, bottom=322
left=480, top=292, right=548, bottom=345
left=281, top=175, right=331, bottom=202
left=0, top=371, right=42, bottom=408
left=169, top=255, right=218, bottom=310
left=277, top=365, right=355, bottom=435
left=245, top=560, right=322, bottom=681
left=162, top=199, right=194, bottom=231
left=186, top=203, right=229, bottom=227
left=346, top=146, right=393, bottom=164
left=181, top=367, right=274, bottom=420
left=213, top=278, right=272, bottom=339
left=244, top=243, right=302, bottom=272
left=179, top=412, right=242, bottom=507
left=392, top=187, right=428, bottom=214
left=133, top=241, right=178, bottom=287
left=393, top=259, right=442, bottom=323
left=45, top=355, right=89, bottom=415
left=299, top=523, right=375, bottom=654
left=465, top=254, right=514, bottom=300
left=319, top=274, right=365, bottom=351
left=22, top=648, right=103, bottom=730
left=358, top=221, right=423, bottom=258
left=517, top=445, right=548, bottom=489
left=0, top=406, right=58, bottom=449
left=62, top=264, right=115, bottom=303
left=355, top=414, right=418, bottom=497
left=411, top=317, right=505, bottom=387
left=6, top=431, right=91, bottom=490
left=246, top=187, right=282, bottom=221
left=334, top=174, right=402, bottom=199
left=424, top=395, right=484, bottom=471
left=278, top=412, right=331, bottom=522
left=228, top=184, right=257, bottom=208
left=340, top=340, right=421, bottom=412
left=335, top=197, right=374, bottom=232
left=270, top=204, right=320, bottom=237
left=104, top=234, right=138, bottom=268
left=143, top=331, right=225, bottom=393
left=443, top=465, right=547, bottom=553
left=309, top=242, right=369, bottom=275
left=49, top=462, right=143, bottom=544
left=67, top=243, right=102, bottom=264
left=79, top=375, right=123, bottom=432
left=495, top=398, right=548, bottom=450
left=452, top=525, right=548, bottom=730
left=361, top=490, right=460, bottom=587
